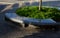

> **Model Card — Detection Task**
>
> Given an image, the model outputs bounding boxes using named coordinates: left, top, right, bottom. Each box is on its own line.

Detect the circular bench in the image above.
left=5, top=13, right=58, bottom=27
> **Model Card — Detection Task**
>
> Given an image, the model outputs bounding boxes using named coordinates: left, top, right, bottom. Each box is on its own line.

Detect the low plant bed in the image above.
left=16, top=6, right=60, bottom=22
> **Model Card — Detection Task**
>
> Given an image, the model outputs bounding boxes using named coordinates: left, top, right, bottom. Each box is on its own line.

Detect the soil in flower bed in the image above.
left=16, top=6, right=60, bottom=22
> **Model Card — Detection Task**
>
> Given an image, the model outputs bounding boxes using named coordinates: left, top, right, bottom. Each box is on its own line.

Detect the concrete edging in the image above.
left=5, top=13, right=57, bottom=27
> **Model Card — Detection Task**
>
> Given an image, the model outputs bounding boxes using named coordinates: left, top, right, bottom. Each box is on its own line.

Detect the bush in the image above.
left=16, top=6, right=60, bottom=19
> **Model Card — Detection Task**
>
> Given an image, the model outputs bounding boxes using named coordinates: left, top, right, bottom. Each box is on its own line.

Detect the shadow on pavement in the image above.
left=3, top=3, right=19, bottom=13
left=22, top=30, right=60, bottom=38
left=0, top=21, right=22, bottom=37
left=25, top=1, right=60, bottom=7
left=0, top=4, right=10, bottom=12
left=0, top=3, right=20, bottom=37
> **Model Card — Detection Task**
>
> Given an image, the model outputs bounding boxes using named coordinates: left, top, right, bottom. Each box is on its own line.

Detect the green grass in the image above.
left=16, top=6, right=60, bottom=19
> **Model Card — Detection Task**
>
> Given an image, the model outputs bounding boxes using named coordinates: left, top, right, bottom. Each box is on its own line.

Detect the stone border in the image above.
left=5, top=13, right=57, bottom=28
left=5, top=13, right=25, bottom=27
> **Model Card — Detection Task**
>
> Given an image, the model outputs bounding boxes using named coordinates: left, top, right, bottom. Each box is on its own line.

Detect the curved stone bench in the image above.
left=5, top=13, right=25, bottom=27
left=5, top=13, right=58, bottom=28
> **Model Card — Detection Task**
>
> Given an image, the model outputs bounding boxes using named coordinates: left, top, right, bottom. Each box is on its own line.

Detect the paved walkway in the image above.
left=0, top=1, right=60, bottom=38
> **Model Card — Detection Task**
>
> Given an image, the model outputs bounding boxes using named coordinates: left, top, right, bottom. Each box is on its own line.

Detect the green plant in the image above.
left=16, top=6, right=60, bottom=20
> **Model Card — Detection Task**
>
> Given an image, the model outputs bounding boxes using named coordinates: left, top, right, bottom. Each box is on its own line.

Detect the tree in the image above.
left=39, top=0, right=42, bottom=11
